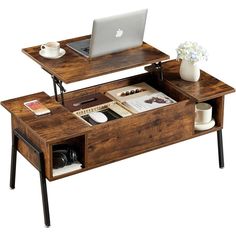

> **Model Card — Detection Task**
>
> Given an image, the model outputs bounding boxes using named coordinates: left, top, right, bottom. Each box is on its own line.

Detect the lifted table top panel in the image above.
left=22, top=35, right=169, bottom=84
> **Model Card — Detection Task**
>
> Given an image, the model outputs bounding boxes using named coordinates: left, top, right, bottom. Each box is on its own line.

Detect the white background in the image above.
left=0, top=0, right=236, bottom=235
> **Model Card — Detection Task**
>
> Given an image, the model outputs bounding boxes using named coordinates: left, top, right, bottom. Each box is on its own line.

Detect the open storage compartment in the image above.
left=62, top=72, right=195, bottom=167
left=51, top=135, right=86, bottom=178
left=203, top=96, right=224, bottom=128
left=193, top=96, right=224, bottom=136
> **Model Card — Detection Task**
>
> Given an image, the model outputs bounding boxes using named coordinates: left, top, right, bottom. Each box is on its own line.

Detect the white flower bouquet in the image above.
left=176, top=41, right=207, bottom=63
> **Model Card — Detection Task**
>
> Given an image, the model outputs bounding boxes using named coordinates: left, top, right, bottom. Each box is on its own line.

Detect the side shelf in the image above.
left=51, top=135, right=87, bottom=178
left=193, top=96, right=224, bottom=137
left=161, top=60, right=235, bottom=138
left=162, top=60, right=235, bottom=102
left=207, top=96, right=224, bottom=128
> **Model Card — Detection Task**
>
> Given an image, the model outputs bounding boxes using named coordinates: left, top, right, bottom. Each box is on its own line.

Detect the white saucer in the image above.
left=39, top=48, right=66, bottom=59
left=194, top=118, right=215, bottom=131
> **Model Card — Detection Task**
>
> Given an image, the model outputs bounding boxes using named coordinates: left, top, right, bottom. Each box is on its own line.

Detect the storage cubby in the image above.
left=193, top=96, right=224, bottom=135
left=207, top=96, right=224, bottom=127
left=51, top=135, right=86, bottom=178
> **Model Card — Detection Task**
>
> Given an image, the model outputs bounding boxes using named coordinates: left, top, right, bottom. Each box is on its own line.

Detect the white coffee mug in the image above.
left=41, top=42, right=60, bottom=57
left=195, top=103, right=212, bottom=124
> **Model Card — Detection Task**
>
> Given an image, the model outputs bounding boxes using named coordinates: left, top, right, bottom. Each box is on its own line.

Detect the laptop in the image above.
left=67, top=9, right=148, bottom=58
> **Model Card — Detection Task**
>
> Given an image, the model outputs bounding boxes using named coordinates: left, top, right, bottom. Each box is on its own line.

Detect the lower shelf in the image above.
left=53, top=163, right=83, bottom=177
left=193, top=126, right=222, bottom=137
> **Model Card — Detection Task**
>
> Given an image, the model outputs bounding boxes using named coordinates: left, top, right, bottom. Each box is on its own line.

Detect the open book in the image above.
left=124, top=92, right=176, bottom=113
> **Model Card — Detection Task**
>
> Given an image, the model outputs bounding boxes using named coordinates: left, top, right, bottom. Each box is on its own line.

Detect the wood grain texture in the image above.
left=22, top=35, right=170, bottom=84
left=1, top=92, right=90, bottom=144
left=162, top=60, right=235, bottom=102
left=2, top=93, right=91, bottom=180
left=207, top=96, right=224, bottom=127
left=61, top=71, right=189, bottom=104
left=193, top=126, right=222, bottom=137
left=1, top=65, right=234, bottom=180
left=62, top=73, right=149, bottom=102
left=11, top=115, right=52, bottom=179
left=63, top=73, right=194, bottom=167
left=12, top=116, right=40, bottom=170
left=86, top=99, right=194, bottom=166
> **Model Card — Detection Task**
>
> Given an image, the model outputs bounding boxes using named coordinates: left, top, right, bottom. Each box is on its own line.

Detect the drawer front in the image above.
left=87, top=100, right=194, bottom=167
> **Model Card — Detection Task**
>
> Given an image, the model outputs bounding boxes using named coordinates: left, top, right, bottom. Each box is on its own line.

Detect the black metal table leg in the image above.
left=13, top=129, right=51, bottom=227
left=217, top=130, right=224, bottom=168
left=39, top=152, right=51, bottom=227
left=10, top=131, right=18, bottom=189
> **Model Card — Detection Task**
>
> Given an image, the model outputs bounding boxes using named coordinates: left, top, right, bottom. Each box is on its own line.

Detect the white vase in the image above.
left=179, top=60, right=200, bottom=82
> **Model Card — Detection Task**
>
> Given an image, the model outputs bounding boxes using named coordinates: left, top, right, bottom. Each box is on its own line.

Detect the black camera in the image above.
left=53, top=146, right=79, bottom=169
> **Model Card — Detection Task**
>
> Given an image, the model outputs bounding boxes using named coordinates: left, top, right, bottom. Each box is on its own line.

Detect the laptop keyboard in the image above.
left=82, top=47, right=90, bottom=53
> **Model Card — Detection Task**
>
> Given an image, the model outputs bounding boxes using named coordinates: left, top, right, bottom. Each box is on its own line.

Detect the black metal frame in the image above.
left=144, top=61, right=164, bottom=81
left=217, top=130, right=224, bottom=168
left=156, top=61, right=164, bottom=81
left=49, top=62, right=164, bottom=106
left=41, top=68, right=66, bottom=106
left=52, top=75, right=66, bottom=105
left=10, top=129, right=50, bottom=227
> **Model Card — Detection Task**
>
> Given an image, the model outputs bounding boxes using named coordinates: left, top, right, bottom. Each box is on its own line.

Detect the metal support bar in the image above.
left=11, top=129, right=51, bottom=227
left=144, top=61, right=164, bottom=81
left=52, top=76, right=58, bottom=102
left=39, top=152, right=51, bottom=227
left=10, top=131, right=18, bottom=189
left=217, top=130, right=224, bottom=169
left=157, top=61, right=164, bottom=81
left=41, top=68, right=66, bottom=105
left=51, top=75, right=66, bottom=105
left=58, top=80, right=65, bottom=106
